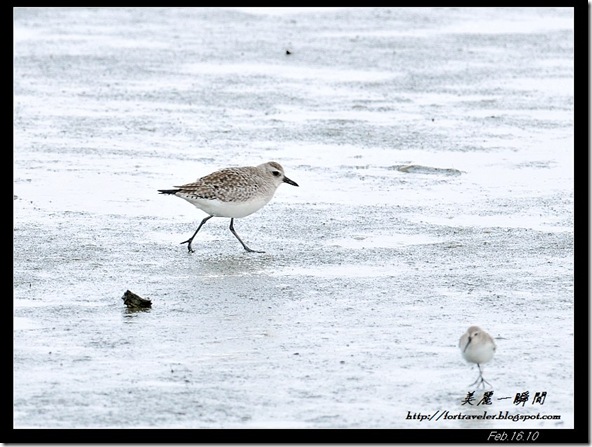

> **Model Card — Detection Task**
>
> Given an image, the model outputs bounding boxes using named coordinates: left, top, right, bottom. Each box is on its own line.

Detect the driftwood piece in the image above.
left=122, top=290, right=152, bottom=309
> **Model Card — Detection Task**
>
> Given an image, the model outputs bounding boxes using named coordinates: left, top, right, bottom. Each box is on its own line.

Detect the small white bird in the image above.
left=159, top=161, right=298, bottom=253
left=459, top=325, right=496, bottom=388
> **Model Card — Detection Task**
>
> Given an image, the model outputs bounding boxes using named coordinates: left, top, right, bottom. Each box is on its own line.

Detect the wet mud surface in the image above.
left=13, top=7, right=573, bottom=430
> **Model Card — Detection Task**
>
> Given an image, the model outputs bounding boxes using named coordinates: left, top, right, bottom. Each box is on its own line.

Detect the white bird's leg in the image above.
left=478, top=364, right=493, bottom=387
left=468, top=364, right=492, bottom=389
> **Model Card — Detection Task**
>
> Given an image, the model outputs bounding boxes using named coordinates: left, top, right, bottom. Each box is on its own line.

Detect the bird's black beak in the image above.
left=463, top=337, right=472, bottom=353
left=283, top=176, right=299, bottom=187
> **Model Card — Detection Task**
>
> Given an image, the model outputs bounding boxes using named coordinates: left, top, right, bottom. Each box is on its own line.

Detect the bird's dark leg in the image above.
left=229, top=218, right=264, bottom=253
left=180, top=215, right=213, bottom=253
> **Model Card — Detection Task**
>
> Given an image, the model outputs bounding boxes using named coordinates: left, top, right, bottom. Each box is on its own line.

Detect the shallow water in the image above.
left=13, top=7, right=574, bottom=434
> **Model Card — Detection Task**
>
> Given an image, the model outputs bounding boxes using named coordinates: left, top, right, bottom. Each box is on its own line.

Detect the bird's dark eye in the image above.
left=272, top=171, right=281, bottom=177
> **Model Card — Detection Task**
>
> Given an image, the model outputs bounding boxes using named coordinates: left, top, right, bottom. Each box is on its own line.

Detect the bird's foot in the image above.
left=244, top=247, right=265, bottom=254
left=180, top=239, right=195, bottom=253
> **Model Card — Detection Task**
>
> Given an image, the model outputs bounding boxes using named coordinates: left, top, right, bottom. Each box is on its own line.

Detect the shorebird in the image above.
left=459, top=325, right=496, bottom=388
left=159, top=161, right=298, bottom=253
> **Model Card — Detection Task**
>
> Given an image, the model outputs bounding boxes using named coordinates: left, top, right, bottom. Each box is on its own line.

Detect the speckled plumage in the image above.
left=176, top=161, right=286, bottom=204
left=158, top=161, right=298, bottom=253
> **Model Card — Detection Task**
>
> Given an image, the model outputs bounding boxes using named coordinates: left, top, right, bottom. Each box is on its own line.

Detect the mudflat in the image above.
left=13, top=7, right=574, bottom=432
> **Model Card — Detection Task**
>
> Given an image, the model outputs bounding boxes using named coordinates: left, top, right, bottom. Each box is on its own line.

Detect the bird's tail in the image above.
left=158, top=189, right=181, bottom=195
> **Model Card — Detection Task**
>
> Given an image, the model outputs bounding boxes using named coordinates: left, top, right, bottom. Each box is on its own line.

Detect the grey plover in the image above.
left=459, top=325, right=496, bottom=388
left=159, top=161, right=299, bottom=253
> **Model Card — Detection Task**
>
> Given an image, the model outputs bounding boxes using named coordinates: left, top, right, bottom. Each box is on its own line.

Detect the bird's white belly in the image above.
left=183, top=195, right=272, bottom=218
left=463, top=344, right=494, bottom=364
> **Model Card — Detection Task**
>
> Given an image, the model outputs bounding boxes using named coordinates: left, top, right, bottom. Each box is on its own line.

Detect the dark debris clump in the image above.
left=122, top=290, right=152, bottom=309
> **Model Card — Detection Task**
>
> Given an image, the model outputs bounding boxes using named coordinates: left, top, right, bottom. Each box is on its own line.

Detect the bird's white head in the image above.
left=261, top=161, right=299, bottom=188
